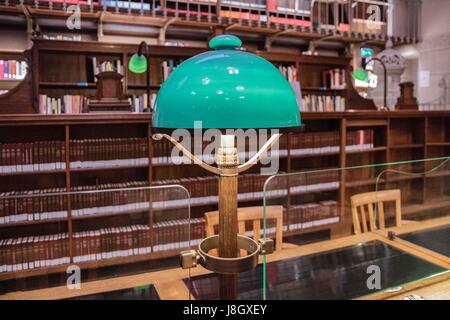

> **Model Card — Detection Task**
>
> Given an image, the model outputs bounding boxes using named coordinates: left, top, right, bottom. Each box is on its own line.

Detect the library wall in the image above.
left=414, top=0, right=450, bottom=105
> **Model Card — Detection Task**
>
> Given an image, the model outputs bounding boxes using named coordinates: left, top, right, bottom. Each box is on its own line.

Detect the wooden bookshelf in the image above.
left=0, top=111, right=449, bottom=281
left=0, top=39, right=377, bottom=115
left=0, top=36, right=449, bottom=283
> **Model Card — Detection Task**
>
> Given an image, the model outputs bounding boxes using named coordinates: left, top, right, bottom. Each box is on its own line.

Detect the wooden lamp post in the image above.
left=151, top=35, right=302, bottom=300
left=129, top=41, right=151, bottom=110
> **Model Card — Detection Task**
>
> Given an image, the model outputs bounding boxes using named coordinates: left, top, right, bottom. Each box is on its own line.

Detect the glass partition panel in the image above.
left=0, top=184, right=194, bottom=300
left=259, top=157, right=450, bottom=300
left=375, top=157, right=450, bottom=223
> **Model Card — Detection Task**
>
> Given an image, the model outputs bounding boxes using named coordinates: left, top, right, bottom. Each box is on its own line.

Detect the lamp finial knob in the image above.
left=209, top=35, right=242, bottom=50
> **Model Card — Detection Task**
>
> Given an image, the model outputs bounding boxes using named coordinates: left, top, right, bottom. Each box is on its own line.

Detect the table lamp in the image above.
left=152, top=35, right=302, bottom=299
left=129, top=41, right=151, bottom=110
left=352, top=57, right=388, bottom=110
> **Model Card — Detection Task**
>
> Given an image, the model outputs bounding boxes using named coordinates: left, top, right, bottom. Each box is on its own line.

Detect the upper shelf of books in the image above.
left=0, top=59, right=28, bottom=97
left=0, top=0, right=417, bottom=46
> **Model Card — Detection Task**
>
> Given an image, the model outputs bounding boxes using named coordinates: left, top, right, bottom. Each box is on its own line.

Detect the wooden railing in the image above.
left=0, top=0, right=420, bottom=44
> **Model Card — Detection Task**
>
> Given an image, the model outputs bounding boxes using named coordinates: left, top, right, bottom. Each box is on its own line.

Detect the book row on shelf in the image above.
left=0, top=129, right=374, bottom=174
left=419, top=104, right=450, bottom=111
left=0, top=219, right=206, bottom=273
left=287, top=169, right=339, bottom=195
left=153, top=131, right=374, bottom=163
left=0, top=166, right=343, bottom=226
left=130, top=93, right=157, bottom=113
left=153, top=173, right=272, bottom=201
left=102, top=0, right=153, bottom=11
left=322, top=68, right=346, bottom=90
left=162, top=59, right=183, bottom=81
left=153, top=217, right=205, bottom=252
left=36, top=94, right=348, bottom=115
left=38, top=94, right=154, bottom=114
left=268, top=0, right=311, bottom=14
left=153, top=176, right=218, bottom=200
left=219, top=10, right=261, bottom=21
left=1, top=233, right=70, bottom=273
left=0, top=60, right=27, bottom=80
left=153, top=173, right=270, bottom=201
left=69, top=138, right=148, bottom=169
left=0, top=141, right=66, bottom=173
left=278, top=65, right=297, bottom=83
left=153, top=136, right=237, bottom=164
left=284, top=200, right=339, bottom=231
left=73, top=225, right=153, bottom=263
left=290, top=129, right=374, bottom=155
left=152, top=137, right=210, bottom=159
left=0, top=185, right=69, bottom=224
left=300, top=94, right=346, bottom=112
left=90, top=57, right=124, bottom=78
left=346, top=129, right=374, bottom=151
left=38, top=95, right=87, bottom=115
left=0, top=180, right=189, bottom=225
left=0, top=138, right=148, bottom=174
left=222, top=0, right=266, bottom=10
left=218, top=9, right=312, bottom=27
left=290, top=130, right=339, bottom=155
left=41, top=34, right=82, bottom=41
left=154, top=169, right=340, bottom=204
left=0, top=200, right=345, bottom=273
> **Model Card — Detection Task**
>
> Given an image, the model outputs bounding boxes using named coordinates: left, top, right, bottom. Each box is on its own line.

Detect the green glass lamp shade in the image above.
left=152, top=35, right=301, bottom=130
left=352, top=68, right=369, bottom=81
left=128, top=54, right=148, bottom=74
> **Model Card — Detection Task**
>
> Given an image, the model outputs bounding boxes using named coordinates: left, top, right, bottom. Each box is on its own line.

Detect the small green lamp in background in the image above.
left=128, top=53, right=148, bottom=74
left=152, top=34, right=302, bottom=300
left=352, top=56, right=388, bottom=110
left=352, top=67, right=369, bottom=82
left=128, top=41, right=151, bottom=110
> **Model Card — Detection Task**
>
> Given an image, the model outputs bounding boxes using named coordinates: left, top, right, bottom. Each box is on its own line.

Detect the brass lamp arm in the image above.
left=237, top=133, right=282, bottom=173
left=153, top=132, right=282, bottom=175
left=152, top=133, right=221, bottom=175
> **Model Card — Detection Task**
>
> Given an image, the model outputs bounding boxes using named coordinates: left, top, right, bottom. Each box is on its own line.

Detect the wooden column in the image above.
left=216, top=134, right=239, bottom=300
left=218, top=173, right=238, bottom=300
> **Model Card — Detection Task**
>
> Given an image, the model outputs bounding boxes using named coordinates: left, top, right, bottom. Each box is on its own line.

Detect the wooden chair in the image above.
left=350, top=189, right=402, bottom=234
left=205, top=205, right=295, bottom=253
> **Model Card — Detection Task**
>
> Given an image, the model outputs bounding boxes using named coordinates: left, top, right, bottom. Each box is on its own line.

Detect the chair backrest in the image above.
left=204, top=205, right=283, bottom=252
left=350, top=189, right=402, bottom=234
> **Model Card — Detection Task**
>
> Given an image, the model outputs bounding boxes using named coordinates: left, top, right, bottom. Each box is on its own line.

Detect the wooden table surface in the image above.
left=387, top=279, right=450, bottom=300
left=1, top=216, right=449, bottom=300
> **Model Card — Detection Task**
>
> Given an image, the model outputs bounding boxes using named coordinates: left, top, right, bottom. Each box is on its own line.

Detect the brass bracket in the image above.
left=388, top=231, right=397, bottom=241
left=180, top=249, right=200, bottom=269
left=158, top=17, right=177, bottom=45
left=258, top=238, right=274, bottom=255
left=20, top=4, right=33, bottom=47
left=152, top=133, right=282, bottom=176
left=179, top=235, right=275, bottom=273
left=265, top=30, right=295, bottom=51
left=98, top=11, right=105, bottom=38
left=237, top=133, right=282, bottom=173
left=225, top=24, right=239, bottom=31
left=152, top=133, right=221, bottom=175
